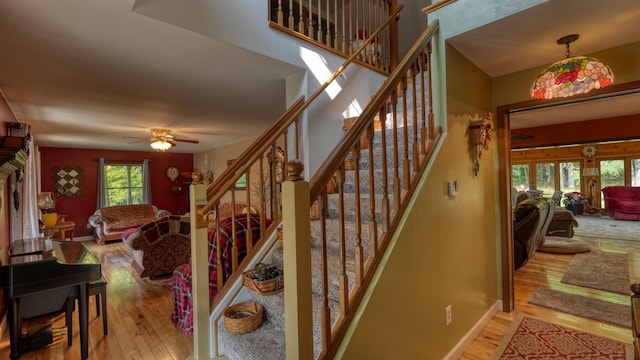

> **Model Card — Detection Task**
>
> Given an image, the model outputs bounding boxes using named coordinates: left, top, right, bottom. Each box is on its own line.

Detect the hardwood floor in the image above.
left=0, top=240, right=193, bottom=360
left=0, top=231, right=636, bottom=359
left=459, top=234, right=639, bottom=359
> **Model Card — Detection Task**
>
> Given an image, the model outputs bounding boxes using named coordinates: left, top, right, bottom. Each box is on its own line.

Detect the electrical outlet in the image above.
left=445, top=305, right=452, bottom=325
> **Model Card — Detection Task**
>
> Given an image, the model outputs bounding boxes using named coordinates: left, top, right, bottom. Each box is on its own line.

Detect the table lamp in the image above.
left=38, top=192, right=58, bottom=227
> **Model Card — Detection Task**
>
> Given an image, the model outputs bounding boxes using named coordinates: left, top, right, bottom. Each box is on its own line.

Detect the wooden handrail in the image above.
left=422, top=0, right=458, bottom=15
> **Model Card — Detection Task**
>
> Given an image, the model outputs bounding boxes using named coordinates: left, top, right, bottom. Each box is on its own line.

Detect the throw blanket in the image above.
left=170, top=215, right=269, bottom=335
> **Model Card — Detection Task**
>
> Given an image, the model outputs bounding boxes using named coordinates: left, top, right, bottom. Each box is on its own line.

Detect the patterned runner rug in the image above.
left=492, top=315, right=633, bottom=359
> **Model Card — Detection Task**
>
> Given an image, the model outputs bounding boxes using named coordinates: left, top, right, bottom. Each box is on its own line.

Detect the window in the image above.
left=600, top=159, right=624, bottom=188
left=104, top=164, right=143, bottom=206
left=559, top=161, right=581, bottom=193
left=535, top=163, right=555, bottom=195
left=511, top=164, right=529, bottom=192
left=632, top=159, right=640, bottom=186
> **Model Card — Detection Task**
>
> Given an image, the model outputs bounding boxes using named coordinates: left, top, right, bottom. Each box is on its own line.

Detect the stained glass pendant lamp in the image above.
left=530, top=34, right=614, bottom=99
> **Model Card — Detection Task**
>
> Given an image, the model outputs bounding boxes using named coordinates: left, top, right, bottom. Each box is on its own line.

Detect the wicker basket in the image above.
left=242, top=263, right=284, bottom=295
left=310, top=201, right=320, bottom=220
left=276, top=226, right=283, bottom=243
left=223, top=301, right=264, bottom=334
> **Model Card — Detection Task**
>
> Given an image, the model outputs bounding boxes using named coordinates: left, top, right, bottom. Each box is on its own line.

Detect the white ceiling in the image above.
left=0, top=0, right=639, bottom=152
left=0, top=0, right=302, bottom=153
left=447, top=0, right=640, bottom=130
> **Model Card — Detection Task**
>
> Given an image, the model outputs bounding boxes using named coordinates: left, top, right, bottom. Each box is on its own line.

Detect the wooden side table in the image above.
left=41, top=221, right=76, bottom=241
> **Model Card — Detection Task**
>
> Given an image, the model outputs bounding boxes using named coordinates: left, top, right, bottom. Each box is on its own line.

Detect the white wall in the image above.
left=134, top=0, right=387, bottom=176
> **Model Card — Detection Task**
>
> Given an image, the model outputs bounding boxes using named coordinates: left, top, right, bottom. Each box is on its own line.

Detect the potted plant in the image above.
left=562, top=191, right=586, bottom=215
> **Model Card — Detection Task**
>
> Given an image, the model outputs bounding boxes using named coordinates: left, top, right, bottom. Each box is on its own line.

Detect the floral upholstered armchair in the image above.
left=123, top=216, right=191, bottom=278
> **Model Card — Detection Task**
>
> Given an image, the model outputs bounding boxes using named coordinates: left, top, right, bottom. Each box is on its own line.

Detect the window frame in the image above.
left=104, top=162, right=144, bottom=206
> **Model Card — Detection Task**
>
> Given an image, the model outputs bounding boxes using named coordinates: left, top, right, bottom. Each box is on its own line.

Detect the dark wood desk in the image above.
left=1, top=238, right=101, bottom=359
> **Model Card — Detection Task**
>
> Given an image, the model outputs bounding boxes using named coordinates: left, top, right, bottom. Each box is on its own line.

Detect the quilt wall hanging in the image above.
left=52, top=166, right=83, bottom=197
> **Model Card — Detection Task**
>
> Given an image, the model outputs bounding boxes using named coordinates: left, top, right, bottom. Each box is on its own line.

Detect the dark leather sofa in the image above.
left=513, top=197, right=554, bottom=269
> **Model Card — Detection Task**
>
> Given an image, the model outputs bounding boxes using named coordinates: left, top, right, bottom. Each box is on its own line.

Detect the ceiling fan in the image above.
left=127, top=128, right=200, bottom=151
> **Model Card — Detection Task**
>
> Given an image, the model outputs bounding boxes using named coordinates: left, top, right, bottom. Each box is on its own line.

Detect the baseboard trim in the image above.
left=442, top=300, right=502, bottom=360
left=73, top=235, right=96, bottom=242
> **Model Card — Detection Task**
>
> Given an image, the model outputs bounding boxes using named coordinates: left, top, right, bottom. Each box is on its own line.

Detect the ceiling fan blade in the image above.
left=173, top=138, right=199, bottom=144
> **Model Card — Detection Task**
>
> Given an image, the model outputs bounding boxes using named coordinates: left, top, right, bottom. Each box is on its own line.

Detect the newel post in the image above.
left=282, top=160, right=313, bottom=359
left=188, top=180, right=213, bottom=360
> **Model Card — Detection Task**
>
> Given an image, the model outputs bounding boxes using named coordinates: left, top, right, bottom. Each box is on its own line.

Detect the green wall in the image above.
left=336, top=45, right=498, bottom=359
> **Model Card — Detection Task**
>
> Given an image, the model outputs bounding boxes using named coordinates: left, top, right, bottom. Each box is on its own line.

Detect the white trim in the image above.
left=442, top=300, right=502, bottom=360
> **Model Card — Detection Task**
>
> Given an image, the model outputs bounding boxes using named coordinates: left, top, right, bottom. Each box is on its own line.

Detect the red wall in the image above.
left=511, top=114, right=640, bottom=149
left=39, top=147, right=193, bottom=238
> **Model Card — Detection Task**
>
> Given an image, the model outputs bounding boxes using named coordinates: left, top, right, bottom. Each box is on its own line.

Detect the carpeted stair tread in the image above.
left=341, top=169, right=403, bottom=195
left=222, top=289, right=341, bottom=360
left=310, top=219, right=377, bottom=258
left=218, top=313, right=285, bottom=360
left=325, top=192, right=392, bottom=223
left=271, top=246, right=358, bottom=302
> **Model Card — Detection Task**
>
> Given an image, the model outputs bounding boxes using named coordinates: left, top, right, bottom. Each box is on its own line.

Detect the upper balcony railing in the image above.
left=269, top=0, right=399, bottom=73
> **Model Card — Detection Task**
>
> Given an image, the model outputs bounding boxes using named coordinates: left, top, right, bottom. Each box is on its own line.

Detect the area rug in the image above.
left=561, top=250, right=630, bottom=295
left=492, top=315, right=633, bottom=359
left=574, top=215, right=639, bottom=241
left=529, top=287, right=631, bottom=328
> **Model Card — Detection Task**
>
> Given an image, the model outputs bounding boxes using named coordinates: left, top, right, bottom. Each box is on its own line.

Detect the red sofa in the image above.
left=602, top=186, right=640, bottom=220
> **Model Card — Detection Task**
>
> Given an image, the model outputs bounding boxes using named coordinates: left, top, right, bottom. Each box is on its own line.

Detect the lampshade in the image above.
left=530, top=34, right=614, bottom=100
left=37, top=192, right=54, bottom=210
left=150, top=139, right=172, bottom=151
left=583, top=167, right=600, bottom=177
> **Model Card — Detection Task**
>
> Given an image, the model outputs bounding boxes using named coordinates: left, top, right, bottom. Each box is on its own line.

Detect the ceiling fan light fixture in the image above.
left=150, top=139, right=172, bottom=151
left=530, top=34, right=614, bottom=100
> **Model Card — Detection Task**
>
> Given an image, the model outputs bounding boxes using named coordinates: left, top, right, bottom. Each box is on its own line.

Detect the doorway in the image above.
left=497, top=81, right=640, bottom=312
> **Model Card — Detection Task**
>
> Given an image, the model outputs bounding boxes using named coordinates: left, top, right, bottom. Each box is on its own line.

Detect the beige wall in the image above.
left=338, top=45, right=499, bottom=359
left=194, top=138, right=256, bottom=182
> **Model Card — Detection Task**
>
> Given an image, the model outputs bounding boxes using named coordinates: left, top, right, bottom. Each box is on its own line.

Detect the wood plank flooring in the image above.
left=0, top=240, right=193, bottom=360
left=0, top=222, right=636, bottom=359
left=459, top=233, right=640, bottom=359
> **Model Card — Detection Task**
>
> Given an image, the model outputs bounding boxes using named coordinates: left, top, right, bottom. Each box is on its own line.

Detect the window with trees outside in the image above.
left=105, top=164, right=143, bottom=206
left=559, top=161, right=581, bottom=193
left=633, top=159, right=640, bottom=186
left=512, top=164, right=529, bottom=192
left=535, top=163, right=555, bottom=195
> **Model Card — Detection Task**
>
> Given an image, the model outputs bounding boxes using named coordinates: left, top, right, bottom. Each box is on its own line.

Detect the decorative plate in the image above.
left=166, top=166, right=179, bottom=181
left=581, top=144, right=598, bottom=157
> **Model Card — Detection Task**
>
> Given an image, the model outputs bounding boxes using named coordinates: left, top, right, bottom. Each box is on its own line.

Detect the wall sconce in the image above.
left=468, top=112, right=494, bottom=176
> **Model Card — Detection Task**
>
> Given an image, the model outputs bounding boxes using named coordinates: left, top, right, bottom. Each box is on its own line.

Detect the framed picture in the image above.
left=228, top=159, right=247, bottom=190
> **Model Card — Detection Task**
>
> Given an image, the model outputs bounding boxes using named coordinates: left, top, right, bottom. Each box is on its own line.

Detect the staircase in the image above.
left=183, top=15, right=441, bottom=359
left=215, top=75, right=431, bottom=358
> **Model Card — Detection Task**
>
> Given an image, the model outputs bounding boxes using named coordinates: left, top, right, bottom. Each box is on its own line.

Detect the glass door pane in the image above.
left=600, top=159, right=625, bottom=207
left=535, top=163, right=555, bottom=196
left=560, top=161, right=581, bottom=193
left=632, top=159, right=640, bottom=186
left=511, top=164, right=530, bottom=192
left=601, top=159, right=625, bottom=187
